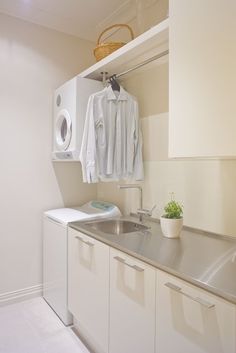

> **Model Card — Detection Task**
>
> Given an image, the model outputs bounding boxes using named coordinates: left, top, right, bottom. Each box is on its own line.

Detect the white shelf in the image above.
left=78, top=18, right=169, bottom=80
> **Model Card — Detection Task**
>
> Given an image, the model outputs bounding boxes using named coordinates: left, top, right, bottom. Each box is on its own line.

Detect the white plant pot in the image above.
left=160, top=216, right=183, bottom=238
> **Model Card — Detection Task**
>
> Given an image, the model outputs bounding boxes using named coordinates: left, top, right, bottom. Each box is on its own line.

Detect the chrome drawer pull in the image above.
left=164, top=282, right=215, bottom=309
left=114, top=256, right=144, bottom=272
left=75, top=235, right=94, bottom=247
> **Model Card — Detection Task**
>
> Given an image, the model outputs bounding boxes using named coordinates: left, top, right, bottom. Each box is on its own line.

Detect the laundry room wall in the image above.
left=0, top=13, right=97, bottom=303
left=96, top=0, right=236, bottom=238
left=97, top=58, right=236, bottom=238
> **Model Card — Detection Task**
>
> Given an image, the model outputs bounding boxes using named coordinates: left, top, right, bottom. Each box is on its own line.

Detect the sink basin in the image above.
left=85, top=219, right=149, bottom=235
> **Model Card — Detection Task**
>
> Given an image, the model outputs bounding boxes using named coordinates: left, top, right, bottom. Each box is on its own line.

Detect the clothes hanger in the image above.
left=109, top=75, right=120, bottom=92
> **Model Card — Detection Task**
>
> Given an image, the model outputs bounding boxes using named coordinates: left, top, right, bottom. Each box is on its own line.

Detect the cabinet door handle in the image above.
left=75, top=235, right=94, bottom=247
left=164, top=282, right=215, bottom=309
left=114, top=256, right=144, bottom=272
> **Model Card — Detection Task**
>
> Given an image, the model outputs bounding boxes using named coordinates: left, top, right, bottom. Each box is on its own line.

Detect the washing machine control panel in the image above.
left=90, top=201, right=115, bottom=211
left=78, top=201, right=121, bottom=217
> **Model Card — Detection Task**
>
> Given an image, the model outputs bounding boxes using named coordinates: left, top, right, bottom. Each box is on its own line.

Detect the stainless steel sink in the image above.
left=84, top=219, right=149, bottom=235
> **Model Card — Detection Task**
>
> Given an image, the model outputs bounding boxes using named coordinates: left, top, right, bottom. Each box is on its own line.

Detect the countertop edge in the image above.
left=69, top=221, right=236, bottom=306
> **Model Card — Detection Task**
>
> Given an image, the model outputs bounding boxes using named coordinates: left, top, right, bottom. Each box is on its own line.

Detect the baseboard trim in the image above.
left=0, top=284, right=43, bottom=307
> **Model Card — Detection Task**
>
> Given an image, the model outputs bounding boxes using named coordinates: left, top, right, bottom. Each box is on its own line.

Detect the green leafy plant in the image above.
left=163, top=193, right=183, bottom=219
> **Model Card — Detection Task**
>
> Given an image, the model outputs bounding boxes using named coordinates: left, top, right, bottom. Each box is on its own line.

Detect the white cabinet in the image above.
left=68, top=228, right=236, bottom=353
left=68, top=228, right=109, bottom=353
left=169, top=0, right=236, bottom=158
left=156, top=270, right=236, bottom=353
left=109, top=248, right=156, bottom=353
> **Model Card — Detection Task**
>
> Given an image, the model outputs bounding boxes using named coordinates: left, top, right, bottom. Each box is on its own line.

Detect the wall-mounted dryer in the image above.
left=52, top=76, right=103, bottom=161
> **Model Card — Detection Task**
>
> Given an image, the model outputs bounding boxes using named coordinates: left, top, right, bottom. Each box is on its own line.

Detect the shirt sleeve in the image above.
left=79, top=94, right=98, bottom=183
left=133, top=101, right=144, bottom=181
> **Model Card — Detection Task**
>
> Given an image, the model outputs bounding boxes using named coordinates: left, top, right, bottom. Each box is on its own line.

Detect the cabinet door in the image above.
left=169, top=0, right=236, bottom=158
left=68, top=228, right=109, bottom=353
left=156, top=270, right=236, bottom=353
left=109, top=248, right=156, bottom=353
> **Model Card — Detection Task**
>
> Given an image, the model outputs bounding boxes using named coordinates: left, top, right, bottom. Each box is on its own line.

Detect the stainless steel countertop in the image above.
left=69, top=216, right=236, bottom=304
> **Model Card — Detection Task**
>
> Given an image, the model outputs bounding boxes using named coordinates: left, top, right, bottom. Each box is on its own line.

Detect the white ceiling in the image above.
left=0, top=0, right=128, bottom=41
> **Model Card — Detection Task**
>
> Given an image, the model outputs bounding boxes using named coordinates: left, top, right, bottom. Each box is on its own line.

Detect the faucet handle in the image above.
left=137, top=204, right=156, bottom=217
left=150, top=204, right=157, bottom=214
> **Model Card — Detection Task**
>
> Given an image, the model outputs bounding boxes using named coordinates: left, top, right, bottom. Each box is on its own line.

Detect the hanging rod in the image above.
left=110, top=49, right=169, bottom=80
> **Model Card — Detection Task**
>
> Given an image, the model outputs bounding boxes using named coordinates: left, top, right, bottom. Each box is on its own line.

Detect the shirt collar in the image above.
left=106, top=85, right=128, bottom=101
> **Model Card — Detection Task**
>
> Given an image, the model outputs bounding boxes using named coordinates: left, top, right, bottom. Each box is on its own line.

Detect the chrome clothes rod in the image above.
left=106, top=49, right=169, bottom=81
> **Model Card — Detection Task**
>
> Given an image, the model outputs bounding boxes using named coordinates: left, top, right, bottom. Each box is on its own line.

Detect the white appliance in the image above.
left=52, top=76, right=103, bottom=161
left=43, top=200, right=121, bottom=325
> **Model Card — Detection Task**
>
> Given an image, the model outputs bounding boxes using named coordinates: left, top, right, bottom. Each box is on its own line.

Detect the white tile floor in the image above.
left=0, top=297, right=90, bottom=353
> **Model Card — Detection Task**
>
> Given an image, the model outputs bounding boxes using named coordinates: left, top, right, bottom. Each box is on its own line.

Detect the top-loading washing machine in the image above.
left=43, top=200, right=121, bottom=325
left=52, top=76, right=103, bottom=161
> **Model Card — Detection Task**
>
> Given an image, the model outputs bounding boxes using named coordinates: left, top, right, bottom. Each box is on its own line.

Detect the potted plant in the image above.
left=160, top=194, right=183, bottom=238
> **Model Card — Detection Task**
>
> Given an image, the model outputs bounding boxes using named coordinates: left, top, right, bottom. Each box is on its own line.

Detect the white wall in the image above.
left=0, top=13, right=97, bottom=299
left=2, top=0, right=236, bottom=305
left=97, top=62, right=236, bottom=238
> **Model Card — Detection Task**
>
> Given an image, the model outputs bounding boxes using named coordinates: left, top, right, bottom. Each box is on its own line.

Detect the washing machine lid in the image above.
left=44, top=208, right=89, bottom=225
left=55, top=109, right=72, bottom=151
left=44, top=201, right=121, bottom=225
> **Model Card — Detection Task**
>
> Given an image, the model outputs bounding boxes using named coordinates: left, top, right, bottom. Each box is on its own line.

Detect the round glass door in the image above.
left=55, top=109, right=72, bottom=151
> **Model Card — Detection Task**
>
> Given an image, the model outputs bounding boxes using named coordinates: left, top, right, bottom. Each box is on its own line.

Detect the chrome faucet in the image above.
left=117, top=184, right=156, bottom=222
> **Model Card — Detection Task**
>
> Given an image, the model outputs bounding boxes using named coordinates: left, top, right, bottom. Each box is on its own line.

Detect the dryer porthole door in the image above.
left=55, top=109, right=72, bottom=151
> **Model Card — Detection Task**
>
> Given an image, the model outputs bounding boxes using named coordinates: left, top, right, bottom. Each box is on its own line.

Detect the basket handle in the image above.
left=97, top=24, right=134, bottom=45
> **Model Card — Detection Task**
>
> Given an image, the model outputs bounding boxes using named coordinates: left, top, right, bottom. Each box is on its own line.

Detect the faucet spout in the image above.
left=118, top=184, right=156, bottom=222
left=118, top=184, right=143, bottom=220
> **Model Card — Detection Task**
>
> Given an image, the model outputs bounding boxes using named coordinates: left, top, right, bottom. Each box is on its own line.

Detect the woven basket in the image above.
left=94, top=24, right=134, bottom=62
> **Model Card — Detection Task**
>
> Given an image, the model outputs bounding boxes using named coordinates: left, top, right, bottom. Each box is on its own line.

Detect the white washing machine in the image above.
left=43, top=200, right=121, bottom=325
left=52, top=76, right=103, bottom=161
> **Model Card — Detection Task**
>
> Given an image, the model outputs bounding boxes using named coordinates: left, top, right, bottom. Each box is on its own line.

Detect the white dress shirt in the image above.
left=80, top=85, right=144, bottom=183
